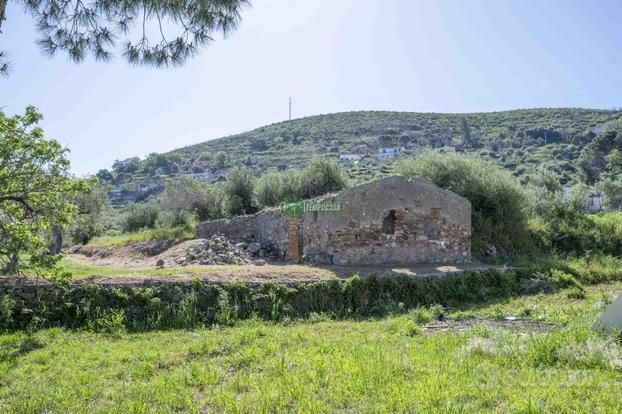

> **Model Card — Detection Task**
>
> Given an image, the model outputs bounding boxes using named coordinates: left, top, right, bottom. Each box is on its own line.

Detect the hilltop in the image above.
left=99, top=108, right=622, bottom=204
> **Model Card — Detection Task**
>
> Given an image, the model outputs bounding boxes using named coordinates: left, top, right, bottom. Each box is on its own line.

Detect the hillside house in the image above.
left=374, top=147, right=401, bottom=159
left=108, top=180, right=163, bottom=205
left=188, top=168, right=222, bottom=183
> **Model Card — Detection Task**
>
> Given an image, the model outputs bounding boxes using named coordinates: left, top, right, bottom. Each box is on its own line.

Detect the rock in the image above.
left=520, top=278, right=555, bottom=295
left=255, top=259, right=267, bottom=266
left=17, top=290, right=35, bottom=300
left=175, top=234, right=259, bottom=266
left=248, top=242, right=262, bottom=254
left=485, top=243, right=497, bottom=257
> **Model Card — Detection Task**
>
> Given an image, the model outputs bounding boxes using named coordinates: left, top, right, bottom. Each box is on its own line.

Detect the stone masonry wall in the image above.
left=196, top=176, right=472, bottom=265
left=301, top=176, right=471, bottom=265
left=196, top=209, right=291, bottom=259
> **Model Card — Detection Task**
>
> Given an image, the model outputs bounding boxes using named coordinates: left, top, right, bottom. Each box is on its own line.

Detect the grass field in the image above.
left=1, top=282, right=621, bottom=413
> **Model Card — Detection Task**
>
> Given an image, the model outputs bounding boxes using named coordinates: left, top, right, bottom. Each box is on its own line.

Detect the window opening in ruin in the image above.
left=382, top=209, right=397, bottom=234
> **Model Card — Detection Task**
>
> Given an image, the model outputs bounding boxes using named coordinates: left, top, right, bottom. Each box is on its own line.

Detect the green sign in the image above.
left=279, top=200, right=342, bottom=218
left=280, top=200, right=305, bottom=218
left=304, top=202, right=342, bottom=212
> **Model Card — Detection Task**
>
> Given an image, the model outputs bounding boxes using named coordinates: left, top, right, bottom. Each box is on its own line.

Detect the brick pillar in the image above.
left=289, top=217, right=300, bottom=260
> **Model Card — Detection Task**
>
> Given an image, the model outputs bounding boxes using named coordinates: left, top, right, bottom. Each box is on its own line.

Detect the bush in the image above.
left=224, top=166, right=257, bottom=216
left=1, top=269, right=520, bottom=331
left=396, top=151, right=530, bottom=255
left=529, top=209, right=622, bottom=256
left=255, top=169, right=303, bottom=208
left=301, top=158, right=349, bottom=199
left=67, top=180, right=113, bottom=244
left=566, top=288, right=586, bottom=300
left=161, top=176, right=224, bottom=223
left=549, top=269, right=584, bottom=291
left=122, top=203, right=160, bottom=233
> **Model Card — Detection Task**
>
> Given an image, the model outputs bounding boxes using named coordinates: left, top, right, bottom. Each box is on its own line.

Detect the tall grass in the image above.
left=88, top=226, right=194, bottom=246
left=1, top=282, right=621, bottom=413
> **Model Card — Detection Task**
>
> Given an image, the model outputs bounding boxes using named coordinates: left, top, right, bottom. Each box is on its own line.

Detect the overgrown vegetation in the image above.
left=0, top=269, right=519, bottom=331
left=98, top=109, right=622, bottom=196
left=0, top=281, right=621, bottom=412
left=397, top=151, right=530, bottom=255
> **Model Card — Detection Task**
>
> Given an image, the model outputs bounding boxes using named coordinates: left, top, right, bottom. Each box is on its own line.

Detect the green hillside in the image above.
left=100, top=108, right=622, bottom=203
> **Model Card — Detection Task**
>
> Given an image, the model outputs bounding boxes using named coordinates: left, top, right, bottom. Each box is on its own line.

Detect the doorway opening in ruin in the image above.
left=382, top=209, right=397, bottom=234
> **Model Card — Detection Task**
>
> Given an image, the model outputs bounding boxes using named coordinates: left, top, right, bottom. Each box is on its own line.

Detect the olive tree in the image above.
left=0, top=106, right=84, bottom=277
left=224, top=166, right=256, bottom=216
left=396, top=151, right=530, bottom=255
left=161, top=175, right=224, bottom=223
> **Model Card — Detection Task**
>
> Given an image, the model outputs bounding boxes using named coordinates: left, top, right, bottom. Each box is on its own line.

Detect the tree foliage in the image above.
left=122, top=202, right=159, bottom=232
left=300, top=157, right=348, bottom=199
left=0, top=0, right=249, bottom=74
left=67, top=179, right=113, bottom=244
left=0, top=106, right=84, bottom=277
left=578, top=131, right=622, bottom=184
left=224, top=166, right=255, bottom=216
left=254, top=169, right=302, bottom=208
left=161, top=175, right=224, bottom=223
left=396, top=151, right=530, bottom=255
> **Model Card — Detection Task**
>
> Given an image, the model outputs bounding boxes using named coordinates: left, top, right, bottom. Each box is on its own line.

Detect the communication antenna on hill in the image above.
left=289, top=97, right=292, bottom=121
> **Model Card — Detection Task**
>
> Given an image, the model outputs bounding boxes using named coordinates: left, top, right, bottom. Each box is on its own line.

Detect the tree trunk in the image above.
left=49, top=224, right=63, bottom=255
left=4, top=251, right=18, bottom=275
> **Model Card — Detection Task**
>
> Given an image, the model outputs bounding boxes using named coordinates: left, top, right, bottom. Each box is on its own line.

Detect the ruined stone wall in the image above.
left=196, top=209, right=291, bottom=258
left=196, top=176, right=472, bottom=265
left=300, top=176, right=471, bottom=265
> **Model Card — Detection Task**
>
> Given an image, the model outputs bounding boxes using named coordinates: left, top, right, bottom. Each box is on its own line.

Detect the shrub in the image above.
left=68, top=180, right=113, bottom=244
left=549, top=269, right=584, bottom=291
left=529, top=209, right=622, bottom=256
left=161, top=176, right=224, bottom=223
left=224, top=166, right=257, bottom=216
left=0, top=296, right=15, bottom=330
left=396, top=151, right=530, bottom=255
left=301, top=158, right=349, bottom=199
left=2, top=269, right=521, bottom=331
left=122, top=203, right=160, bottom=232
left=255, top=169, right=303, bottom=208
left=566, top=288, right=586, bottom=300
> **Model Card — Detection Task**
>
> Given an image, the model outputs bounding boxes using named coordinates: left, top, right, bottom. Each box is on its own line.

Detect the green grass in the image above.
left=61, top=259, right=244, bottom=278
left=89, top=226, right=194, bottom=246
left=1, top=282, right=621, bottom=413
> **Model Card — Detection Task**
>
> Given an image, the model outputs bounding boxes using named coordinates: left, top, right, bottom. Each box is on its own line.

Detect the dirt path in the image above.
left=66, top=239, right=498, bottom=284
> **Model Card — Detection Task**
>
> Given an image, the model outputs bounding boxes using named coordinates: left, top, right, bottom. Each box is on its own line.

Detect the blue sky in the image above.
left=1, top=0, right=622, bottom=175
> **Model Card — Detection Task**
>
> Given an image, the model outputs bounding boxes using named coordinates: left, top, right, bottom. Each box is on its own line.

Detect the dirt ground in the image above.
left=423, top=317, right=554, bottom=334
left=67, top=239, right=497, bottom=284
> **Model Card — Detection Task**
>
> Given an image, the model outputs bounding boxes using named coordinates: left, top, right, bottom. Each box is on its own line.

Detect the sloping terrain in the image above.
left=103, top=108, right=622, bottom=203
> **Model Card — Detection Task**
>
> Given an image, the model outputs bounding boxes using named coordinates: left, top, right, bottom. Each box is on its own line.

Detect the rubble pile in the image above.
left=174, top=234, right=268, bottom=266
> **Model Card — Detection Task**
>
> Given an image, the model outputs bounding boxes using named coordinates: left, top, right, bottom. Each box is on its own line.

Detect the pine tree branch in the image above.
left=0, top=0, right=6, bottom=30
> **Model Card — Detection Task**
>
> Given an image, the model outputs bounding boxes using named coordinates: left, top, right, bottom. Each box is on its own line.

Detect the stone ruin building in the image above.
left=196, top=176, right=472, bottom=265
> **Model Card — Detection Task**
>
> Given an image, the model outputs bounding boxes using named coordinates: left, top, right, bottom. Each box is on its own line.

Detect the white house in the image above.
left=374, top=147, right=401, bottom=159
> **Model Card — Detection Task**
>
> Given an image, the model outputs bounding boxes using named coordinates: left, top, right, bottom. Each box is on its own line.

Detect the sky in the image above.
left=1, top=0, right=622, bottom=175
